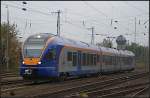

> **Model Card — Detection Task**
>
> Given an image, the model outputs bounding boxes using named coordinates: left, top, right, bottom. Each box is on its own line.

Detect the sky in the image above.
left=1, top=1, right=149, bottom=47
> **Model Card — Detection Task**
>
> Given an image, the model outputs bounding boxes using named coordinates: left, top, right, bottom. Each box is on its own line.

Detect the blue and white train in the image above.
left=20, top=33, right=135, bottom=80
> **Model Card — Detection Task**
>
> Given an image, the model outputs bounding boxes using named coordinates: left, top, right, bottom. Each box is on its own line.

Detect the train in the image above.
left=20, top=33, right=135, bottom=80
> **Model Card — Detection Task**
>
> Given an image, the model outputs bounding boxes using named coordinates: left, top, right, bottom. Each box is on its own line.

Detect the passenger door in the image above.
left=43, top=48, right=56, bottom=66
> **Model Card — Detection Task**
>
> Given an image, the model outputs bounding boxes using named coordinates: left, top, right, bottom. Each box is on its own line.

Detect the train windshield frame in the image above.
left=23, top=37, right=46, bottom=58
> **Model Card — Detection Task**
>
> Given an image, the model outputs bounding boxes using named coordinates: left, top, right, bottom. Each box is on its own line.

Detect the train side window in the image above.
left=110, top=56, right=113, bottom=65
left=73, top=52, right=77, bottom=66
left=87, top=54, right=90, bottom=65
left=103, top=55, right=105, bottom=64
left=93, top=54, right=96, bottom=65
left=90, top=54, right=93, bottom=65
left=85, top=53, right=87, bottom=65
left=104, top=55, right=112, bottom=65
left=124, top=57, right=127, bottom=65
left=121, top=57, right=124, bottom=65
left=115, top=56, right=117, bottom=65
left=82, top=53, right=86, bottom=65
left=115, top=56, right=116, bottom=65
left=129, top=57, right=133, bottom=64
left=106, top=56, right=109, bottom=65
left=78, top=51, right=81, bottom=65
left=91, top=54, right=93, bottom=65
left=104, top=56, right=108, bottom=65
left=86, top=53, right=89, bottom=66
left=112, top=56, right=114, bottom=65
left=117, top=56, right=120, bottom=65
left=97, top=54, right=99, bottom=63
left=67, top=52, right=72, bottom=61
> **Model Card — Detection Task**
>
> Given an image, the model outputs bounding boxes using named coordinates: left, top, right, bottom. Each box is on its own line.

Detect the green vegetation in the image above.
left=96, top=38, right=113, bottom=48
left=126, top=43, right=149, bottom=70
left=0, top=22, right=21, bottom=73
left=126, top=43, right=149, bottom=63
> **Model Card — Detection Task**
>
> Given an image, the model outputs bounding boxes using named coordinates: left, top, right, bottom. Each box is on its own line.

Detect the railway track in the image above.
left=1, top=71, right=149, bottom=98
left=27, top=72, right=149, bottom=98
left=0, top=71, right=130, bottom=91
left=64, top=77, right=149, bottom=98
left=1, top=74, right=112, bottom=94
left=66, top=78, right=149, bottom=98
left=1, top=80, right=33, bottom=91
left=1, top=72, right=18, bottom=78
left=131, top=86, right=149, bottom=97
left=97, top=83, right=148, bottom=98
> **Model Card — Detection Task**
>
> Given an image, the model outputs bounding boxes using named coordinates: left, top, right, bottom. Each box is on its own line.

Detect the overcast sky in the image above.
left=1, top=1, right=149, bottom=47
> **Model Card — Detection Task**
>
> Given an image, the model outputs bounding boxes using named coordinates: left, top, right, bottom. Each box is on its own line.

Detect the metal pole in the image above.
left=134, top=17, right=137, bottom=66
left=6, top=5, right=9, bottom=72
left=87, top=27, right=94, bottom=45
left=52, top=10, right=61, bottom=37
left=148, top=26, right=149, bottom=72
left=91, top=27, right=94, bottom=45
left=144, top=45, right=146, bottom=72
left=55, top=10, right=61, bottom=37
left=134, top=17, right=136, bottom=43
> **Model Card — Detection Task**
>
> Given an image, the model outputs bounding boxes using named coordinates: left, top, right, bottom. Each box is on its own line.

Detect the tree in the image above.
left=126, top=42, right=149, bottom=63
left=0, top=22, right=21, bottom=72
left=99, top=38, right=113, bottom=48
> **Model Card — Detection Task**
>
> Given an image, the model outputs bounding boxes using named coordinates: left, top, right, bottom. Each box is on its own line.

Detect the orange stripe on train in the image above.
left=23, top=58, right=40, bottom=65
left=63, top=45, right=113, bottom=55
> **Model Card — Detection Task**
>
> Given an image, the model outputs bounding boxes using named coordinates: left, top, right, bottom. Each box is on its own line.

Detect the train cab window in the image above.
left=67, top=52, right=72, bottom=61
left=44, top=48, right=56, bottom=60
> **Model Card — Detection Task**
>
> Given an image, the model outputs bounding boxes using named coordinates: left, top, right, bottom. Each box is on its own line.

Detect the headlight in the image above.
left=22, top=61, right=25, bottom=64
left=38, top=62, right=41, bottom=64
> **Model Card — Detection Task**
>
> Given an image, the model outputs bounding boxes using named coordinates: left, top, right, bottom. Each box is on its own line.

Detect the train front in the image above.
left=20, top=33, right=58, bottom=80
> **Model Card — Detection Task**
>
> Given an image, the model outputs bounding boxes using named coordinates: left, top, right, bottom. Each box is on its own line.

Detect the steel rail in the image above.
left=131, top=86, right=149, bottom=97
left=31, top=72, right=148, bottom=98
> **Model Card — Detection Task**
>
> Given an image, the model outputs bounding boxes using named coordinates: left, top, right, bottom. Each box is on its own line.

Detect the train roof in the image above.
left=51, top=36, right=118, bottom=55
left=52, top=36, right=99, bottom=50
left=26, top=33, right=134, bottom=57
left=52, top=36, right=134, bottom=57
left=119, top=50, right=135, bottom=57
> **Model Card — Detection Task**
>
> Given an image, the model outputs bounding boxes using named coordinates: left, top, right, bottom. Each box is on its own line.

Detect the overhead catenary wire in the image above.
left=2, top=2, right=146, bottom=36
left=2, top=3, right=91, bottom=37
left=2, top=3, right=54, bottom=17
left=62, top=18, right=108, bottom=38
left=82, top=1, right=149, bottom=35
left=83, top=1, right=109, bottom=19
left=123, top=1, right=149, bottom=15
left=83, top=2, right=133, bottom=34
left=2, top=4, right=90, bottom=35
left=2, top=2, right=148, bottom=46
left=65, top=11, right=138, bottom=37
